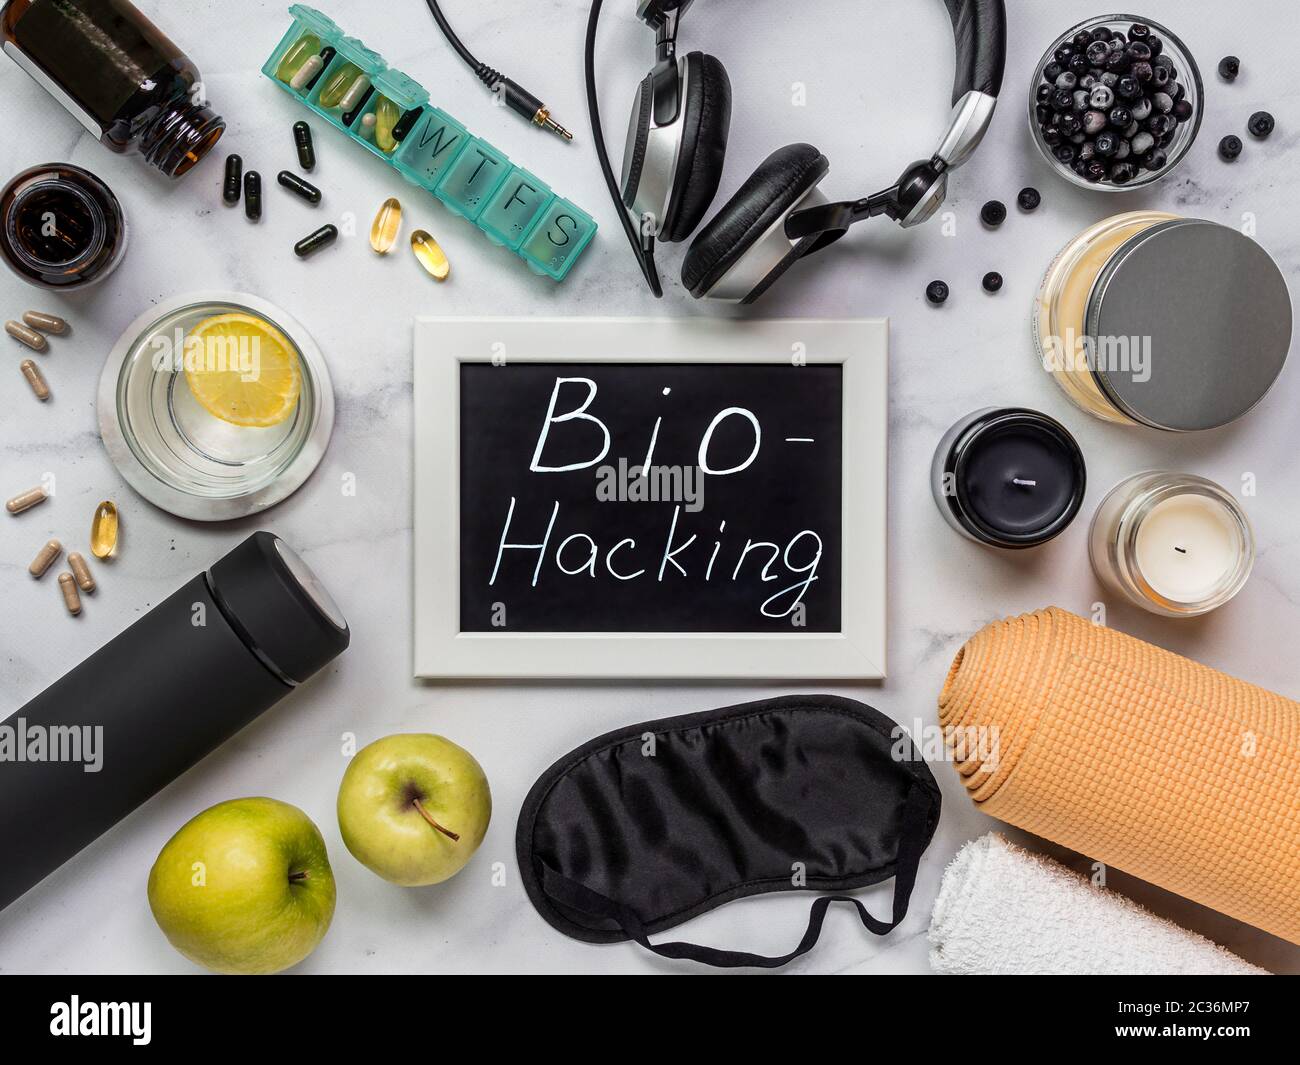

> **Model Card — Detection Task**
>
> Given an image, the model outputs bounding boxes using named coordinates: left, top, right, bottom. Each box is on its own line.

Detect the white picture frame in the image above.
left=413, top=317, right=887, bottom=680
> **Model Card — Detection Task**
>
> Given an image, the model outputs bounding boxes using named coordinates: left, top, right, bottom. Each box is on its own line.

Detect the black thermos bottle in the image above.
left=0, top=532, right=349, bottom=912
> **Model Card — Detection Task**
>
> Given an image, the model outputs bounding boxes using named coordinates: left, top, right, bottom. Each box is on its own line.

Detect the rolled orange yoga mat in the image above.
left=939, top=607, right=1300, bottom=946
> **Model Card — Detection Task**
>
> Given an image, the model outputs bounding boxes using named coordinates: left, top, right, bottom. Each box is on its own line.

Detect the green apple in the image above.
left=147, top=797, right=335, bottom=975
left=337, top=733, right=491, bottom=886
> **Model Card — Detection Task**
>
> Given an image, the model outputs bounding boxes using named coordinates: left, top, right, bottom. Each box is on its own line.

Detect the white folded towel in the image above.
left=928, top=833, right=1266, bottom=975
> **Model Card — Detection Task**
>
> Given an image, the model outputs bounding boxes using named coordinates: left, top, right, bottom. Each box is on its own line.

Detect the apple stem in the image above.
left=412, top=798, right=460, bottom=842
left=288, top=870, right=309, bottom=883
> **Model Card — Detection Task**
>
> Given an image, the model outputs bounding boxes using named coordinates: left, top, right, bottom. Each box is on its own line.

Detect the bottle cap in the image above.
left=208, top=532, right=349, bottom=684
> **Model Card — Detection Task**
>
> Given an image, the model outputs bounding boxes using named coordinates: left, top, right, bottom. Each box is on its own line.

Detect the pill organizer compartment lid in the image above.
left=372, top=68, right=430, bottom=110
left=1086, top=219, right=1293, bottom=431
left=288, top=4, right=343, bottom=38
left=330, top=34, right=386, bottom=74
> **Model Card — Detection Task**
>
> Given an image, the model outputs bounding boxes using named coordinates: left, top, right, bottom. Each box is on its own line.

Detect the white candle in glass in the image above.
left=1089, top=473, right=1254, bottom=617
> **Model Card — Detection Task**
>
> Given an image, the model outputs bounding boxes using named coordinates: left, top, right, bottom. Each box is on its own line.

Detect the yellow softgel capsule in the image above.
left=318, top=62, right=361, bottom=109
left=410, top=230, right=450, bottom=281
left=90, top=500, right=119, bottom=559
left=374, top=95, right=400, bottom=152
left=275, top=34, right=321, bottom=83
left=370, top=197, right=402, bottom=254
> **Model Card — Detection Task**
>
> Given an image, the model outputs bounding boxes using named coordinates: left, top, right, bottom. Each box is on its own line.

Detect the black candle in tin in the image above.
left=931, top=408, right=1086, bottom=548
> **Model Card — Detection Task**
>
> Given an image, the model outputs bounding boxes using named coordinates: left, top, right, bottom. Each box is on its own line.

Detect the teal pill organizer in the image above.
left=262, top=5, right=596, bottom=280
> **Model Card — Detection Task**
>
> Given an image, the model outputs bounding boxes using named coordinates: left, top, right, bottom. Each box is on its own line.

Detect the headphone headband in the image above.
left=587, top=0, right=1007, bottom=298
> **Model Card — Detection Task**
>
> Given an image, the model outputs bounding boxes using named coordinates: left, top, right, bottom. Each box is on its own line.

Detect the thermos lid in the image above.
left=208, top=532, right=349, bottom=685
left=1085, top=219, right=1292, bottom=431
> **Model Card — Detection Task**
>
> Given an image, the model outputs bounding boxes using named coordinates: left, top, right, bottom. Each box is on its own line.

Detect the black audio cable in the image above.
left=422, top=0, right=574, bottom=141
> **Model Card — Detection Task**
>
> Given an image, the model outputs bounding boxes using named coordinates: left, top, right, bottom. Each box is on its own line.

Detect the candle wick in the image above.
left=1174, top=546, right=1187, bottom=554
left=1011, top=478, right=1038, bottom=488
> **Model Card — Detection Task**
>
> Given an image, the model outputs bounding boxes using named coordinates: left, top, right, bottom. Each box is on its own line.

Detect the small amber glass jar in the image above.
left=0, top=163, right=126, bottom=289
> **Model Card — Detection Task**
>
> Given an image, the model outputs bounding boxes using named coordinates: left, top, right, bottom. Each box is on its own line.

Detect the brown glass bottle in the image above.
left=1, top=0, right=224, bottom=178
left=0, top=163, right=126, bottom=288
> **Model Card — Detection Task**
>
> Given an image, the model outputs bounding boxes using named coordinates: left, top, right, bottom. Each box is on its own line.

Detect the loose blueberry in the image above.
left=1017, top=186, right=1041, bottom=211
left=925, top=280, right=949, bottom=305
left=1218, top=55, right=1240, bottom=81
left=1218, top=134, right=1243, bottom=160
left=1247, top=111, right=1275, bottom=138
left=980, top=200, right=1007, bottom=227
left=982, top=271, right=1003, bottom=294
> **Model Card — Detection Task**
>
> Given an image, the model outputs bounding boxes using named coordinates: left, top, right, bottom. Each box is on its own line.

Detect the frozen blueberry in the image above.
left=1130, top=131, right=1155, bottom=155
left=1218, top=134, right=1243, bottom=161
left=1083, top=110, right=1108, bottom=134
left=1109, top=161, right=1137, bottom=184
left=1116, top=76, right=1142, bottom=100
left=1089, top=84, right=1115, bottom=109
left=1130, top=97, right=1152, bottom=121
left=980, top=200, right=1008, bottom=227
left=1128, top=22, right=1151, bottom=39
left=1172, top=99, right=1194, bottom=122
left=1054, top=143, right=1077, bottom=165
left=925, top=280, right=949, bottom=305
left=1094, top=131, right=1119, bottom=157
left=1055, top=71, right=1078, bottom=91
left=1248, top=111, right=1275, bottom=138
left=982, top=271, right=1003, bottom=294
left=1109, top=105, right=1133, bottom=127
left=1218, top=55, right=1240, bottom=81
left=1017, top=186, right=1041, bottom=211
left=1086, top=40, right=1110, bottom=65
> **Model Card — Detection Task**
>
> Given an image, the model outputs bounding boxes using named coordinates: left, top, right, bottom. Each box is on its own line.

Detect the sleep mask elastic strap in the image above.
left=537, top=783, right=930, bottom=969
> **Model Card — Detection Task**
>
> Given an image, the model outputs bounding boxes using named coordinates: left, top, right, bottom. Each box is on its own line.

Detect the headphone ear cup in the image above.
left=681, top=143, right=829, bottom=300
left=660, top=51, right=732, bottom=243
left=620, top=72, right=656, bottom=210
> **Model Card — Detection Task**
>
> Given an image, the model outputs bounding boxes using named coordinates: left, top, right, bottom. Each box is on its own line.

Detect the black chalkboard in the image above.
left=458, top=362, right=843, bottom=633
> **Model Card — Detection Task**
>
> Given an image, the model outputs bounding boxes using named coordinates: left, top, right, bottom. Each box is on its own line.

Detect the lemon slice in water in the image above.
left=183, top=313, right=302, bottom=428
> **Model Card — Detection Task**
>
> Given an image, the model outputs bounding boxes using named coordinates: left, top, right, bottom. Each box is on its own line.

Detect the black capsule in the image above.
left=244, top=170, right=262, bottom=221
left=294, top=224, right=338, bottom=258
left=391, top=105, right=425, bottom=143
left=293, top=121, right=315, bottom=171
left=223, top=153, right=242, bottom=205
left=1017, top=186, right=1041, bottom=211
left=341, top=86, right=375, bottom=127
left=278, top=170, right=322, bottom=205
left=925, top=280, right=949, bottom=305
left=982, top=271, right=1003, bottom=293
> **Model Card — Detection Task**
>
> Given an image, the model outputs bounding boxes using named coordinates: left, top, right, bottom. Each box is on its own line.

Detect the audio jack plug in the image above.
left=494, top=76, right=574, bottom=141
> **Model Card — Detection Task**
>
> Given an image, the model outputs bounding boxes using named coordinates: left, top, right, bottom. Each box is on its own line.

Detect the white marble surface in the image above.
left=1, top=0, right=1297, bottom=975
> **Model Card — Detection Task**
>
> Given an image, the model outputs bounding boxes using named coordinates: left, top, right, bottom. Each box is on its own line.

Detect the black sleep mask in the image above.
left=516, top=695, right=941, bottom=968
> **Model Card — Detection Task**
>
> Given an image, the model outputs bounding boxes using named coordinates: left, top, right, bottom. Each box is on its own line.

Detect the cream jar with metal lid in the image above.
left=1034, top=212, right=1292, bottom=431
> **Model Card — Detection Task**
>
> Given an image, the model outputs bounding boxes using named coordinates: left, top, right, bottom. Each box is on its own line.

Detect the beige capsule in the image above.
left=5, top=320, right=47, bottom=351
left=22, top=311, right=68, bottom=335
left=58, top=572, right=82, bottom=616
left=20, top=359, right=50, bottom=400
left=68, top=551, right=96, bottom=593
left=6, top=486, right=47, bottom=514
left=29, top=539, right=62, bottom=578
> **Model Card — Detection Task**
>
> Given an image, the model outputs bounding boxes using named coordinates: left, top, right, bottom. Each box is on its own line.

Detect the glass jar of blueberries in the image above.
left=1029, top=15, right=1203, bottom=190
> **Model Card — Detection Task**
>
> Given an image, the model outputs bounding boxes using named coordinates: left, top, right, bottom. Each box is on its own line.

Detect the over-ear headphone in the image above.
left=584, top=0, right=1007, bottom=302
